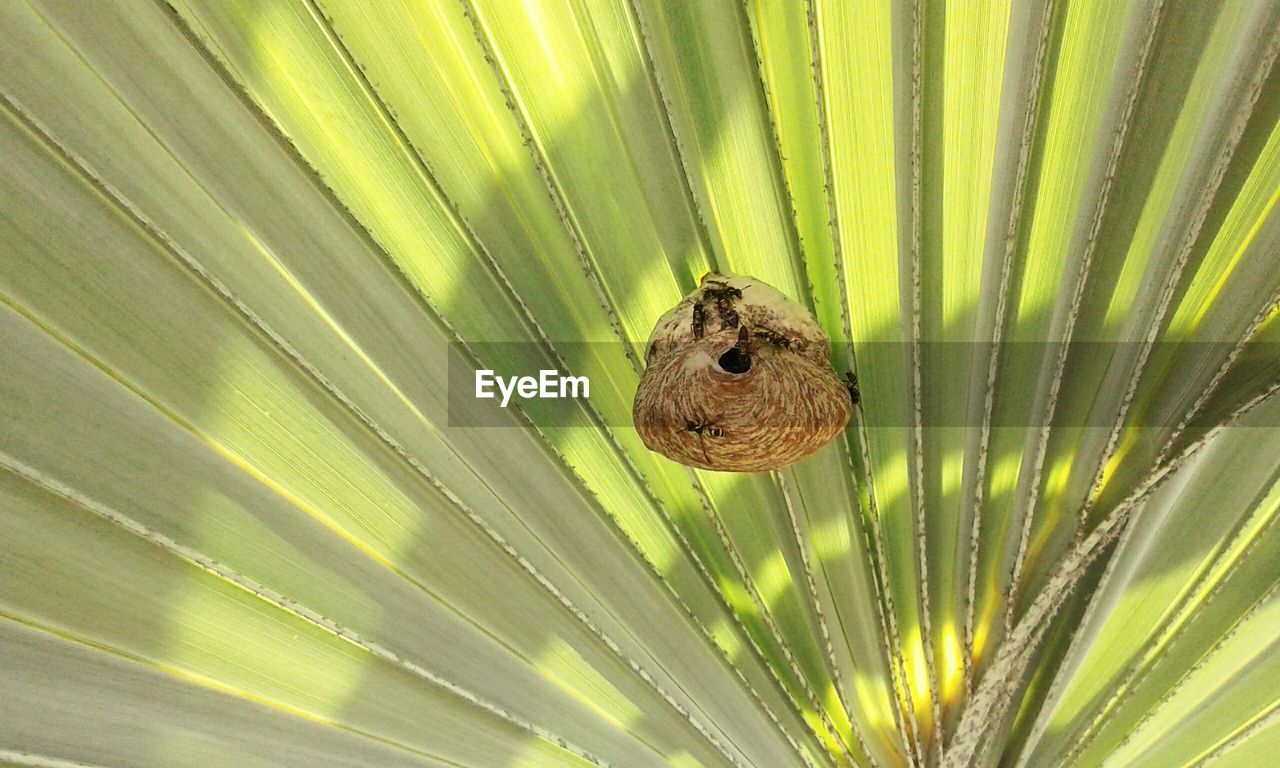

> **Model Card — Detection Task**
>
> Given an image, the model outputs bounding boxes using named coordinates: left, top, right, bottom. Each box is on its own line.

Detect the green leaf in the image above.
left=3, top=0, right=1279, bottom=765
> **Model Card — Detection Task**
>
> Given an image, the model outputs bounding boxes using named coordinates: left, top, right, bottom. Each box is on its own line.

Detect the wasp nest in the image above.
left=633, top=272, right=852, bottom=472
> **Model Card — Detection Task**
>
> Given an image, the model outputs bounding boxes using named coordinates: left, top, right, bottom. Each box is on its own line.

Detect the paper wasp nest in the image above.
left=633, top=273, right=852, bottom=472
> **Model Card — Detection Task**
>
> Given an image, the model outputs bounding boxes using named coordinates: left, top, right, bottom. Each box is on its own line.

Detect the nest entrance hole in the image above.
left=718, top=347, right=752, bottom=374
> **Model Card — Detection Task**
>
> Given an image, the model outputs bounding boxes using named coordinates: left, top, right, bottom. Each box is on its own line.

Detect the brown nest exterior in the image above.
left=633, top=273, right=852, bottom=472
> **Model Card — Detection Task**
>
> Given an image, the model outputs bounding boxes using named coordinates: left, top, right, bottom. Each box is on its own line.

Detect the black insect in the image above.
left=701, top=281, right=743, bottom=329
left=701, top=279, right=744, bottom=300
left=685, top=418, right=726, bottom=438
left=716, top=294, right=739, bottom=329
left=843, top=371, right=861, bottom=407
left=717, top=326, right=753, bottom=374
left=752, top=329, right=791, bottom=349
left=712, top=295, right=738, bottom=329
left=692, top=302, right=707, bottom=339
left=685, top=415, right=726, bottom=464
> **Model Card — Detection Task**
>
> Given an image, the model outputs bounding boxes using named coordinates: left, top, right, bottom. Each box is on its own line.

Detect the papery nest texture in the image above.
left=633, top=273, right=853, bottom=472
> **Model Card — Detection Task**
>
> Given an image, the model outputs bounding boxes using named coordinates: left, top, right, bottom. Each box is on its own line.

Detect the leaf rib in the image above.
left=1010, top=284, right=1280, bottom=767
left=901, top=0, right=946, bottom=758
left=623, top=0, right=722, bottom=273
left=774, top=470, right=878, bottom=768
left=805, top=1, right=922, bottom=761
left=1102, top=580, right=1280, bottom=766
left=0, top=454, right=616, bottom=767
left=0, top=612, right=468, bottom=768
left=960, top=0, right=1059, bottom=703
left=1078, top=9, right=1280, bottom=522
left=1061, top=481, right=1280, bottom=765
left=945, top=379, right=1280, bottom=768
left=0, top=90, right=759, bottom=768
left=1002, top=0, right=1168, bottom=637
left=453, top=0, right=642, bottom=368
left=154, top=6, right=852, bottom=764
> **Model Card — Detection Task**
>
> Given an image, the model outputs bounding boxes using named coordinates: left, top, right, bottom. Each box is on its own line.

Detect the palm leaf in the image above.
left=2, top=0, right=1277, bottom=766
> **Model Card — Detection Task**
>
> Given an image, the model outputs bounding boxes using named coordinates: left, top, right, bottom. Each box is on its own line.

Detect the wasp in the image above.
left=685, top=415, right=726, bottom=464
left=717, top=298, right=739, bottom=329
left=752, top=329, right=791, bottom=349
left=691, top=302, right=707, bottom=339
left=701, top=280, right=744, bottom=330
left=843, top=371, right=861, bottom=407
left=701, top=279, right=744, bottom=300
left=716, top=326, right=753, bottom=374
